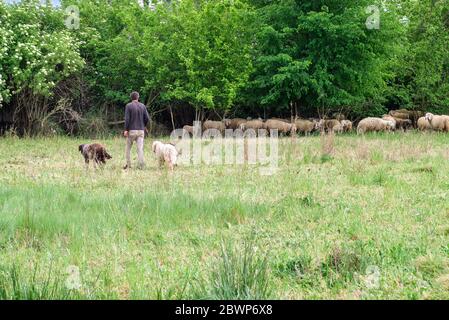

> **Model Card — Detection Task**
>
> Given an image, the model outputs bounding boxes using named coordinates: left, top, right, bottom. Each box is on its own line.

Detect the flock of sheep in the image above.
left=182, top=109, right=447, bottom=136
left=357, top=111, right=448, bottom=134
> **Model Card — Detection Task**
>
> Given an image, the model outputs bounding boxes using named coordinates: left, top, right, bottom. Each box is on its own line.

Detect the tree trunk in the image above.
left=290, top=102, right=294, bottom=123
left=294, top=102, right=298, bottom=120
left=169, top=104, right=175, bottom=131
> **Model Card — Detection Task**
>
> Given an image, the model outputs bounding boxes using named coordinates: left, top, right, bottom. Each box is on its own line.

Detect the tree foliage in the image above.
left=387, top=0, right=449, bottom=113
left=0, top=0, right=83, bottom=107
left=66, top=0, right=254, bottom=117
left=243, top=0, right=404, bottom=118
left=0, top=0, right=448, bottom=134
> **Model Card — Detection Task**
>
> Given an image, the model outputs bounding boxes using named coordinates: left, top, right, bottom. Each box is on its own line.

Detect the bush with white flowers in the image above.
left=0, top=1, right=84, bottom=107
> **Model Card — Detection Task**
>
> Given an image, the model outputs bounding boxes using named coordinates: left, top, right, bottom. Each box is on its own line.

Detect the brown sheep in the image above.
left=389, top=109, right=423, bottom=126
left=340, top=120, right=353, bottom=132
left=295, top=119, right=315, bottom=136
left=318, top=119, right=341, bottom=133
left=396, top=109, right=423, bottom=119
left=332, top=123, right=344, bottom=134
left=224, top=118, right=247, bottom=130
left=203, top=120, right=225, bottom=133
left=393, top=118, right=413, bottom=131
left=425, top=113, right=449, bottom=132
left=183, top=125, right=194, bottom=135
left=357, top=117, right=395, bottom=134
left=389, top=110, right=410, bottom=120
left=265, top=119, right=297, bottom=135
left=240, top=119, right=265, bottom=132
left=417, top=117, right=432, bottom=131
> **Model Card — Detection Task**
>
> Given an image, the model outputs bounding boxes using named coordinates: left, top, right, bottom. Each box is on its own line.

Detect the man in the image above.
left=123, top=91, right=150, bottom=169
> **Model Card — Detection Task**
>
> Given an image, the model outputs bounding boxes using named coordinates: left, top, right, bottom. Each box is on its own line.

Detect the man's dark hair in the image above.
left=130, top=91, right=139, bottom=101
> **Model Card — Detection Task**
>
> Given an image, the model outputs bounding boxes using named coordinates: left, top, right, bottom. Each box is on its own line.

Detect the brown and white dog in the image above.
left=79, top=143, right=112, bottom=169
left=152, top=141, right=178, bottom=171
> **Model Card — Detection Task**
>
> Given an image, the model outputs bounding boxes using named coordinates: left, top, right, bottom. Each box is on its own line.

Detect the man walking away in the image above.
left=123, top=91, right=150, bottom=169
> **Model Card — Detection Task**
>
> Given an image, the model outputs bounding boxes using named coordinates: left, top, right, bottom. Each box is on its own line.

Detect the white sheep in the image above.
left=425, top=113, right=449, bottom=132
left=357, top=117, right=395, bottom=134
left=417, top=116, right=432, bottom=131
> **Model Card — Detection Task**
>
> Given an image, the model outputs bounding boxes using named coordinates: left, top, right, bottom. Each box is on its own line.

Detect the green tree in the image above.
left=138, top=0, right=254, bottom=118
left=244, top=0, right=403, bottom=118
left=66, top=0, right=254, bottom=121
left=387, top=0, right=449, bottom=113
left=62, top=0, right=146, bottom=105
left=0, top=0, right=84, bottom=134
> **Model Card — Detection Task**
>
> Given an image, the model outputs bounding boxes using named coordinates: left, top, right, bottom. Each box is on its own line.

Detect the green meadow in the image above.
left=1, top=132, right=449, bottom=299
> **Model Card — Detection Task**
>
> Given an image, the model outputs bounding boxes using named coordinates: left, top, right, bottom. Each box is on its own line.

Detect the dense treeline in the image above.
left=0, top=0, right=448, bottom=135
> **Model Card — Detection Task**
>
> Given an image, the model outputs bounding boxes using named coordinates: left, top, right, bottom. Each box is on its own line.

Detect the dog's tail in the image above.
left=104, top=150, right=112, bottom=159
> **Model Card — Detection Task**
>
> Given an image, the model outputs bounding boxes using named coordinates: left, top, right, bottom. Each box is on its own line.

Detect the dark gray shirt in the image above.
left=125, top=101, right=150, bottom=131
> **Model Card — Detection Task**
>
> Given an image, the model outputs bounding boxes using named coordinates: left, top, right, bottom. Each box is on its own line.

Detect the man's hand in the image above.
left=124, top=131, right=129, bottom=138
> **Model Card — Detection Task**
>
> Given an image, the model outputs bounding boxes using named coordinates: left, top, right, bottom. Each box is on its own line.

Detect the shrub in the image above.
left=199, top=240, right=271, bottom=300
left=78, top=110, right=110, bottom=138
left=0, top=2, right=83, bottom=135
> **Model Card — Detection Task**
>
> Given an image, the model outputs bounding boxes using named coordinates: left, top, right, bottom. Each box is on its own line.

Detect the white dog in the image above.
left=152, top=141, right=178, bottom=171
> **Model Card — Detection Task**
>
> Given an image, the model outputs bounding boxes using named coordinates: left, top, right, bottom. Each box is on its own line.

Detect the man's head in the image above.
left=130, top=91, right=140, bottom=101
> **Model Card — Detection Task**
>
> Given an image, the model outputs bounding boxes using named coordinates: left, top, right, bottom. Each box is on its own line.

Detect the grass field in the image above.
left=1, top=132, right=449, bottom=300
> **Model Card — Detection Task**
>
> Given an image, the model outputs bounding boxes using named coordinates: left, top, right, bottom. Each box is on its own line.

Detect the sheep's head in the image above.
left=425, top=113, right=434, bottom=122
left=317, top=119, right=325, bottom=130
left=152, top=141, right=161, bottom=153
left=385, top=120, right=396, bottom=131
left=223, top=119, right=231, bottom=127
left=290, top=124, right=297, bottom=134
left=342, top=120, right=352, bottom=130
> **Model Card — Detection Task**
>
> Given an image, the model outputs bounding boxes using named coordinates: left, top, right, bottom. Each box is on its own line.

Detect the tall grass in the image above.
left=0, top=264, right=78, bottom=300
left=199, top=240, right=271, bottom=300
